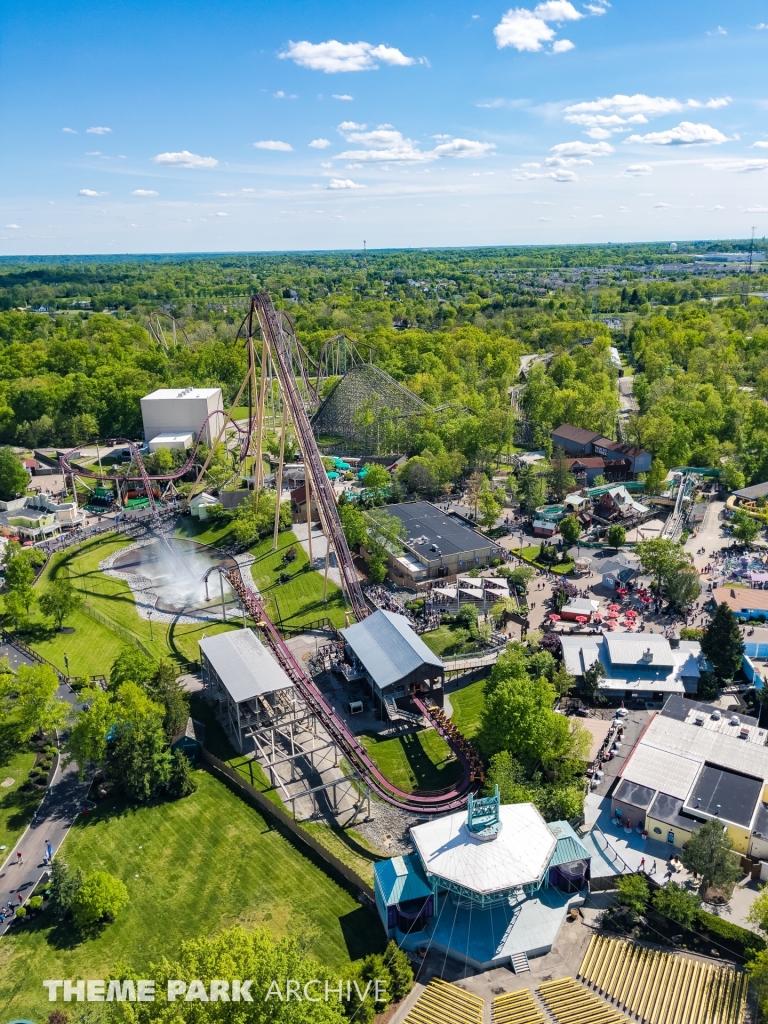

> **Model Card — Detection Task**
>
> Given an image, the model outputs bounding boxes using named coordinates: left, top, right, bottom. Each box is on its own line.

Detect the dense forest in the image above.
left=1, top=244, right=767, bottom=488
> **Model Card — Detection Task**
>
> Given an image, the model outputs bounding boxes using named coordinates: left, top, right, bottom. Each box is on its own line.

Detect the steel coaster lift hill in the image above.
left=63, top=293, right=482, bottom=815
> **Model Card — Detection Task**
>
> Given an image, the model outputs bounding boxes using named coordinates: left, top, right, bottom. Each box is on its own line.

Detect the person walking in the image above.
left=16, top=851, right=22, bottom=866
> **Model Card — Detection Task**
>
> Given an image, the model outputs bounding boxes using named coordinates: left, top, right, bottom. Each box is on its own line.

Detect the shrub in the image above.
left=15, top=906, right=26, bottom=918
left=71, top=870, right=129, bottom=929
left=698, top=908, right=766, bottom=958
left=28, top=895, right=43, bottom=911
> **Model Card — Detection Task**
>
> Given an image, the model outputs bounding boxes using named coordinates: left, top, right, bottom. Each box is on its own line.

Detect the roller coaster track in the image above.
left=226, top=568, right=482, bottom=814
left=61, top=293, right=479, bottom=813
left=252, top=294, right=369, bottom=620
left=58, top=410, right=250, bottom=497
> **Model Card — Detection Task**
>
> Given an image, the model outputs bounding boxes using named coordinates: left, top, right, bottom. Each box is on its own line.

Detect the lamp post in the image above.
left=148, top=609, right=154, bottom=641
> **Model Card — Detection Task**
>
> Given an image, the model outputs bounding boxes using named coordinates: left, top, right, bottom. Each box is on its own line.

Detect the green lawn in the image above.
left=361, top=729, right=461, bottom=794
left=249, top=531, right=351, bottom=633
left=0, top=772, right=383, bottom=1020
left=0, top=743, right=37, bottom=853
left=174, top=515, right=238, bottom=548
left=14, top=534, right=241, bottom=677
left=449, top=679, right=486, bottom=741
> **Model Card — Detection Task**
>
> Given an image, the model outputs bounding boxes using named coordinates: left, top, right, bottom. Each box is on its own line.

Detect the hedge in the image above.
left=697, top=908, right=766, bottom=959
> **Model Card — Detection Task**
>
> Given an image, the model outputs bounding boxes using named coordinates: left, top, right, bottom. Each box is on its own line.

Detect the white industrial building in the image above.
left=140, top=387, right=224, bottom=447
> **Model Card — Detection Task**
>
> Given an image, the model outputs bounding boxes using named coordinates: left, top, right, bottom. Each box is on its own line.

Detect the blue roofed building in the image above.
left=372, top=790, right=591, bottom=970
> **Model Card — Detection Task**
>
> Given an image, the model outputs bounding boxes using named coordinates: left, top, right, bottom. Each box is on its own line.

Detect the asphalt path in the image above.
left=0, top=666, right=91, bottom=935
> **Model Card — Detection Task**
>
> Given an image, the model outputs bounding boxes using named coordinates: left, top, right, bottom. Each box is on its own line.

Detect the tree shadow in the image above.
left=398, top=732, right=461, bottom=793
left=338, top=904, right=386, bottom=960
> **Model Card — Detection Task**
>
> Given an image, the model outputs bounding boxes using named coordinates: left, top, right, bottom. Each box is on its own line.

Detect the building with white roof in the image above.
left=373, top=790, right=591, bottom=969
left=611, top=695, right=768, bottom=859
left=141, top=387, right=224, bottom=447
left=199, top=629, right=295, bottom=752
left=560, top=632, right=708, bottom=699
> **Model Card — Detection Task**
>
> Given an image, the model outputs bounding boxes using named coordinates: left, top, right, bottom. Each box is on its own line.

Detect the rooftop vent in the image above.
left=730, top=715, right=741, bottom=726
left=641, top=648, right=654, bottom=664
left=694, top=713, right=705, bottom=725
left=711, top=709, right=721, bottom=721
left=740, top=726, right=751, bottom=739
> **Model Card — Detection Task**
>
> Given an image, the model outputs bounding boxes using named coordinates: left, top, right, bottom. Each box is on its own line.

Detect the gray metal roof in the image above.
left=605, top=633, right=676, bottom=668
left=199, top=629, right=293, bottom=703
left=341, top=609, right=443, bottom=690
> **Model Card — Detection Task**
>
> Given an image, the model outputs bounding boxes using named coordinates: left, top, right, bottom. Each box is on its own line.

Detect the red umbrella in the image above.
left=548, top=613, right=561, bottom=621
left=606, top=621, right=616, bottom=630
left=607, top=610, right=619, bottom=619
left=625, top=609, right=638, bottom=618
left=609, top=603, right=621, bottom=611
left=575, top=615, right=588, bottom=624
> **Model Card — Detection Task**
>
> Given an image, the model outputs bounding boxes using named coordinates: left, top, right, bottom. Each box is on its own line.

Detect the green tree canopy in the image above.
left=38, top=576, right=83, bottom=630
left=606, top=524, right=626, bottom=550
left=559, top=515, right=581, bottom=545
left=680, top=819, right=741, bottom=892
left=71, top=870, right=129, bottom=930
left=0, top=447, right=29, bottom=501
left=12, top=663, right=69, bottom=740
left=652, top=882, right=701, bottom=929
left=701, top=603, right=745, bottom=682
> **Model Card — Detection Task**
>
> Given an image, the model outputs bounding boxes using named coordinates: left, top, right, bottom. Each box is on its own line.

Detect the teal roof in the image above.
left=374, top=854, right=433, bottom=906
left=546, top=820, right=590, bottom=867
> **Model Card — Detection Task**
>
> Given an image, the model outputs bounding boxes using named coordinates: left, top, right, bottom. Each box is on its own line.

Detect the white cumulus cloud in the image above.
left=336, top=124, right=493, bottom=163
left=327, top=178, right=366, bottom=189
left=432, top=138, right=496, bottom=158
left=550, top=140, right=613, bottom=156
left=280, top=40, right=415, bottom=73
left=752, top=141, right=768, bottom=149
left=626, top=121, right=728, bottom=146
left=216, top=212, right=228, bottom=216
left=62, top=127, right=77, bottom=134
left=152, top=151, right=218, bottom=168
left=494, top=1, right=585, bottom=54
left=5, top=224, right=19, bottom=229
left=131, top=189, right=159, bottom=196
left=86, top=126, right=111, bottom=134
left=78, top=189, right=108, bottom=196
left=624, top=164, right=653, bottom=176
left=746, top=205, right=768, bottom=212
left=254, top=140, right=293, bottom=151
left=309, top=138, right=332, bottom=149
left=332, top=94, right=353, bottom=100
left=564, top=94, right=731, bottom=132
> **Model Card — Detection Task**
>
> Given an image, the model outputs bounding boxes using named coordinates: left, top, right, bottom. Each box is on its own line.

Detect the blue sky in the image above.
left=2, top=0, right=768, bottom=255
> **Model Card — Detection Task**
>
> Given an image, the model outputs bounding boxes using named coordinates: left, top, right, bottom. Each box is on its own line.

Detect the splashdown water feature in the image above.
left=111, top=538, right=238, bottom=617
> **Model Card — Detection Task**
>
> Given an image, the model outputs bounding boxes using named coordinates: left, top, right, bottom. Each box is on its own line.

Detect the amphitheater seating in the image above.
left=492, top=987, right=548, bottom=1024
left=403, top=977, right=484, bottom=1024
left=538, top=976, right=632, bottom=1024
left=578, top=934, right=749, bottom=1024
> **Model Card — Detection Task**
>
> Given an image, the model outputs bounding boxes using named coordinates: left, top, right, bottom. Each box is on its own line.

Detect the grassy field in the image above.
left=0, top=772, right=383, bottom=1020
left=174, top=514, right=237, bottom=548
left=361, top=729, right=461, bottom=794
left=15, top=534, right=240, bottom=677
left=0, top=744, right=38, bottom=853
left=449, top=679, right=486, bottom=740
left=249, top=531, right=350, bottom=632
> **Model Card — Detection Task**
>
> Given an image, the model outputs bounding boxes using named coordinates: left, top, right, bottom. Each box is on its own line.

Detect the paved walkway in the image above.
left=0, top=661, right=91, bottom=934
left=0, top=756, right=92, bottom=932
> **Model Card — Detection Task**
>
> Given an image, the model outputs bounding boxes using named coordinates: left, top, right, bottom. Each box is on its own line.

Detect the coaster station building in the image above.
left=373, top=790, right=591, bottom=971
